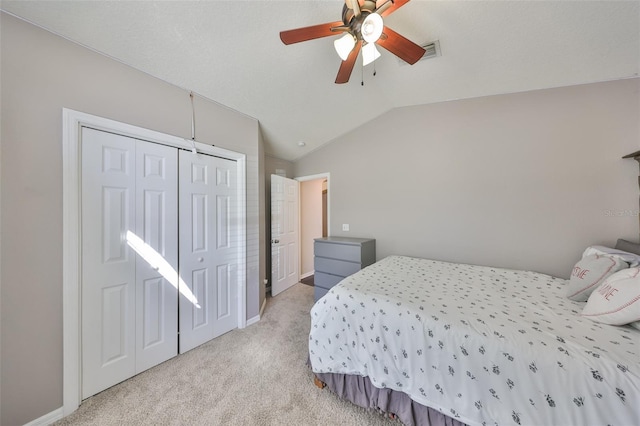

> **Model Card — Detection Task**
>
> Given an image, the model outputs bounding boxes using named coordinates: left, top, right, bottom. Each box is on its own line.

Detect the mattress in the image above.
left=309, top=256, right=640, bottom=426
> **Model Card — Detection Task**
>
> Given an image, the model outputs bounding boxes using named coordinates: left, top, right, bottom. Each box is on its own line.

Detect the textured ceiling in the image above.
left=2, top=1, right=639, bottom=161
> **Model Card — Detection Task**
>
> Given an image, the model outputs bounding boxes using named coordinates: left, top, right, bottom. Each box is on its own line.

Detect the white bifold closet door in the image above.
left=81, top=128, right=239, bottom=399
left=81, top=127, right=178, bottom=399
left=178, top=151, right=238, bottom=354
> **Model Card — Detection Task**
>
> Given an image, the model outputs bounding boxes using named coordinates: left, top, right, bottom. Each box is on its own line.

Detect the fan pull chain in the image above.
left=360, top=61, right=378, bottom=86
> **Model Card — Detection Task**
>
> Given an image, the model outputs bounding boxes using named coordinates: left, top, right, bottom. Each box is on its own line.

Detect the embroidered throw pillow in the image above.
left=581, top=267, right=640, bottom=326
left=566, top=254, right=627, bottom=302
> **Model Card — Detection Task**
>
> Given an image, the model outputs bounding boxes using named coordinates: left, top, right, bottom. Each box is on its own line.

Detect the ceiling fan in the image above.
left=280, top=0, right=426, bottom=84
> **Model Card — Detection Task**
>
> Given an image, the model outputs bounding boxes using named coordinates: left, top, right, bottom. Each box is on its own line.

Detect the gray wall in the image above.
left=295, top=78, right=640, bottom=279
left=0, top=13, right=264, bottom=425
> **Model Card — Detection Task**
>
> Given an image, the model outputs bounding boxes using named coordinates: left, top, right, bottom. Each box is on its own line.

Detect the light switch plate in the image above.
left=342, top=224, right=350, bottom=231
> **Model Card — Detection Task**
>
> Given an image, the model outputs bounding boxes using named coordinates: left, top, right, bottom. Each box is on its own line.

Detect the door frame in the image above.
left=295, top=173, right=330, bottom=280
left=62, top=108, right=247, bottom=415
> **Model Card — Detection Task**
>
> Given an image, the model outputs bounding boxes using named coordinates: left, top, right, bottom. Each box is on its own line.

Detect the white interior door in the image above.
left=179, top=151, right=239, bottom=353
left=271, top=175, right=299, bottom=296
left=81, top=128, right=178, bottom=398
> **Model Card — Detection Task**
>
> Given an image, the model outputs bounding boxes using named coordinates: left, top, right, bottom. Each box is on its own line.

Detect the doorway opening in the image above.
left=297, top=174, right=330, bottom=288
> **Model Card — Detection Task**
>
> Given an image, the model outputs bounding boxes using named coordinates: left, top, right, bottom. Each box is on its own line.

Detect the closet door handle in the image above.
left=197, top=257, right=204, bottom=263
left=272, top=239, right=280, bottom=244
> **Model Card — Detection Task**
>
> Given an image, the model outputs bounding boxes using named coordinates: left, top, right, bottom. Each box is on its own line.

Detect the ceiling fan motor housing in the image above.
left=342, top=1, right=378, bottom=39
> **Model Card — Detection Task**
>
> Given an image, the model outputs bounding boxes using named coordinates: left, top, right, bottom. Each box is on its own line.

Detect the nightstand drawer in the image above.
left=314, top=241, right=363, bottom=262
left=314, top=257, right=361, bottom=277
left=314, top=272, right=344, bottom=290
left=312, top=237, right=375, bottom=303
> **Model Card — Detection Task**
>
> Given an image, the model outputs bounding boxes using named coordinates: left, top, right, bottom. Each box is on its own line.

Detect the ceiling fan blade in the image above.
left=376, top=26, right=425, bottom=64
left=375, top=0, right=410, bottom=17
left=335, top=42, right=362, bottom=84
left=280, top=21, right=345, bottom=45
left=374, top=0, right=393, bottom=15
left=348, top=0, right=361, bottom=17
left=331, top=25, right=351, bottom=32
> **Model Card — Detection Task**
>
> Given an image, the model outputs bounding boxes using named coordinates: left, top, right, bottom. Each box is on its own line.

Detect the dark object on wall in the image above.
left=622, top=150, right=640, bottom=239
left=615, top=238, right=640, bottom=255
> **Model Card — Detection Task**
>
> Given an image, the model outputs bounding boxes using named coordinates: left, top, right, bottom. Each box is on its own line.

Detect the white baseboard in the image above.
left=246, top=314, right=260, bottom=326
left=24, top=407, right=64, bottom=426
left=300, top=271, right=314, bottom=279
left=246, top=297, right=267, bottom=326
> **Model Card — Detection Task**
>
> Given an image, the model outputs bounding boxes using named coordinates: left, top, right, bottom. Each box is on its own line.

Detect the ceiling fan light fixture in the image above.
left=334, top=33, right=356, bottom=61
left=280, top=0, right=424, bottom=84
left=361, top=13, right=383, bottom=43
left=362, top=42, right=381, bottom=66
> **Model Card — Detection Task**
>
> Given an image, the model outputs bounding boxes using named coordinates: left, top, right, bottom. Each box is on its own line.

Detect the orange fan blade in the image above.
left=280, top=21, right=345, bottom=45
left=376, top=26, right=425, bottom=64
left=375, top=0, right=410, bottom=17
left=335, top=42, right=362, bottom=84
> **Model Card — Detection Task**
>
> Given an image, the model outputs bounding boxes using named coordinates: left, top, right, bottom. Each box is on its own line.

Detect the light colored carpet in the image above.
left=55, top=283, right=397, bottom=425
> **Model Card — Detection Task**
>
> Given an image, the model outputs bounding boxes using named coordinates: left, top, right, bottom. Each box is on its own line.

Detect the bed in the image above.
left=308, top=254, right=640, bottom=426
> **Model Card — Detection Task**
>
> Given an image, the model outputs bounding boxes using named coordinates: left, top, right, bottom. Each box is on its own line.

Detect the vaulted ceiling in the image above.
left=2, top=1, right=639, bottom=161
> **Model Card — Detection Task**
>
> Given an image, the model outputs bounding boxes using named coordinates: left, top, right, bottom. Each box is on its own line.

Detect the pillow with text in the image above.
left=566, top=254, right=627, bottom=302
left=582, top=267, right=640, bottom=326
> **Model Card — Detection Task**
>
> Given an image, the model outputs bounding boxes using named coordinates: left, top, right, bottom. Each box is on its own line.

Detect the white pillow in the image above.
left=582, top=268, right=640, bottom=326
left=566, top=254, right=627, bottom=301
left=582, top=245, right=640, bottom=267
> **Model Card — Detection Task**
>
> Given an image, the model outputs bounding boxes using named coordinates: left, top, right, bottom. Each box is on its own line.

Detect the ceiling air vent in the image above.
left=399, top=40, right=441, bottom=65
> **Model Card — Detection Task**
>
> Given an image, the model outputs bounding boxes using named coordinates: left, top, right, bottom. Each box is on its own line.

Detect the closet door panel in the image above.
left=211, top=158, right=238, bottom=337
left=134, top=140, right=178, bottom=372
left=81, top=128, right=136, bottom=399
left=179, top=152, right=214, bottom=352
left=179, top=152, right=238, bottom=353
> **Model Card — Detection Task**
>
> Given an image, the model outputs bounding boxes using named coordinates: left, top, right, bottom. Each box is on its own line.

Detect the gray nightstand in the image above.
left=313, top=237, right=376, bottom=301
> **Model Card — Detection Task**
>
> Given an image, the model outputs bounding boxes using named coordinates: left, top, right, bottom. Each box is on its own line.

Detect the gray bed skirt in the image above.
left=312, top=369, right=468, bottom=426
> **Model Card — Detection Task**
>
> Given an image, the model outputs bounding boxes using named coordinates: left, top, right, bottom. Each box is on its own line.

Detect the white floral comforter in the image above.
left=309, top=256, right=640, bottom=426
